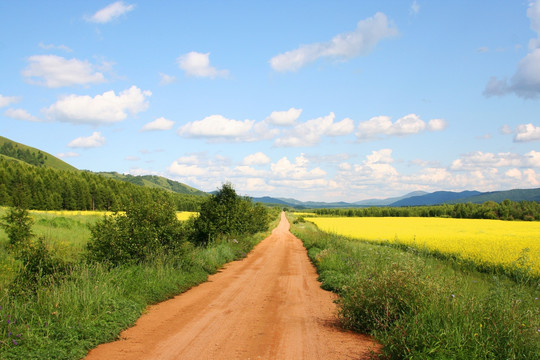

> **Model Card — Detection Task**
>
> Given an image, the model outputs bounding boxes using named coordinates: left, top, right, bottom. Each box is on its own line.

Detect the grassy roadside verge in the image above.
left=0, top=215, right=279, bottom=360
left=288, top=214, right=540, bottom=359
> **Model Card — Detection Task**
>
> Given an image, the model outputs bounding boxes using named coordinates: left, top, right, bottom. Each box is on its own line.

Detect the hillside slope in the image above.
left=0, top=136, right=77, bottom=171
left=99, top=172, right=207, bottom=196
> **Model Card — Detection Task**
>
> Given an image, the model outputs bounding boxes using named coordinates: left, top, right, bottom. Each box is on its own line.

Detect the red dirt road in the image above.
left=85, top=212, right=378, bottom=359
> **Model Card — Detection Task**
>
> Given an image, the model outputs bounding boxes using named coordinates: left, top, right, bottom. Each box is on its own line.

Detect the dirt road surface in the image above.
left=85, top=212, right=379, bottom=359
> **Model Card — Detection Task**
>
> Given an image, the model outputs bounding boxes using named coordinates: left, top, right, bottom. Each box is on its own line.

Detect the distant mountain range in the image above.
left=252, top=188, right=540, bottom=208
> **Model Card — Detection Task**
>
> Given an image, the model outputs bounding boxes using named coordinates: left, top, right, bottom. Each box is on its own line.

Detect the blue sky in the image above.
left=1, top=1, right=540, bottom=202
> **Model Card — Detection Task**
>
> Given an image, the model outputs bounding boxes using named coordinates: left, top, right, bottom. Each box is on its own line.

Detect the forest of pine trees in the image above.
left=0, top=157, right=205, bottom=211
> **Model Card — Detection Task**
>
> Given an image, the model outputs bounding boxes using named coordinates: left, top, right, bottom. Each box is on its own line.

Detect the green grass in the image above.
left=289, top=214, right=540, bottom=359
left=0, top=211, right=279, bottom=359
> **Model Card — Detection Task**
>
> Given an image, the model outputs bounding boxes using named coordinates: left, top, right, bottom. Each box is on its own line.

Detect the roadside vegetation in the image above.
left=0, top=183, right=279, bottom=359
left=311, top=199, right=540, bottom=221
left=289, top=214, right=540, bottom=359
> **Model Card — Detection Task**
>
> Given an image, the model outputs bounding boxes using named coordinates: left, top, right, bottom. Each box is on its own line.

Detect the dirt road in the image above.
left=85, top=212, right=378, bottom=359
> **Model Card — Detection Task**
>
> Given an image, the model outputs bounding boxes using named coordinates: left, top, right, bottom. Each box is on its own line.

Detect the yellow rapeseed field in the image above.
left=28, top=209, right=198, bottom=221
left=307, top=216, right=540, bottom=275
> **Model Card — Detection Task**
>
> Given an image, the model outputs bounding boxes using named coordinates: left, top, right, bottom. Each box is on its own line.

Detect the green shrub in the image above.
left=86, top=200, right=186, bottom=265
left=0, top=207, right=34, bottom=250
left=191, top=183, right=270, bottom=245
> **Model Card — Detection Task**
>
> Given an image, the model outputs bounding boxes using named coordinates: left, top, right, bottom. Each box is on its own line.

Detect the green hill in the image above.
left=452, top=188, right=540, bottom=204
left=99, top=172, right=207, bottom=196
left=0, top=136, right=77, bottom=171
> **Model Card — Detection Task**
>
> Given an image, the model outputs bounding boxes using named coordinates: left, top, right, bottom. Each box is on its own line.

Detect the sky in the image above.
left=1, top=0, right=540, bottom=202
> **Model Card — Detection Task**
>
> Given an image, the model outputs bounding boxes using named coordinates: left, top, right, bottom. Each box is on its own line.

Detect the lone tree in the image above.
left=0, top=206, right=34, bottom=249
left=191, top=182, right=269, bottom=246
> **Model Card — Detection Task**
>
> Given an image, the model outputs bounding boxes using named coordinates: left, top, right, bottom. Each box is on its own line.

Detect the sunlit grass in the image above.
left=307, top=217, right=540, bottom=275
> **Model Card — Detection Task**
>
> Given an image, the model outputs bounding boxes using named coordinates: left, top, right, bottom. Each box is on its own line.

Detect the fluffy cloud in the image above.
left=22, top=55, right=106, bottom=88
left=242, top=152, right=271, bottom=165
left=86, top=1, right=135, bottom=23
left=356, top=114, right=446, bottom=140
left=265, top=108, right=302, bottom=125
left=514, top=123, right=540, bottom=142
left=275, top=112, right=354, bottom=146
left=167, top=162, right=208, bottom=177
left=44, top=86, right=151, bottom=125
left=410, top=0, right=420, bottom=15
left=178, top=115, right=254, bottom=139
left=177, top=52, right=229, bottom=78
left=57, top=152, right=80, bottom=158
left=0, top=95, right=20, bottom=108
left=39, top=42, right=72, bottom=52
left=159, top=73, right=176, bottom=85
left=141, top=117, right=174, bottom=131
left=484, top=1, right=540, bottom=98
left=68, top=132, right=105, bottom=148
left=270, top=12, right=398, bottom=72
left=271, top=154, right=326, bottom=179
left=450, top=151, right=530, bottom=171
left=4, top=108, right=40, bottom=122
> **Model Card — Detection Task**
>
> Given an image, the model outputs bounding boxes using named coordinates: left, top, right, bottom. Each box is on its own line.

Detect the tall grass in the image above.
left=289, top=215, right=540, bottom=359
left=0, top=213, right=278, bottom=359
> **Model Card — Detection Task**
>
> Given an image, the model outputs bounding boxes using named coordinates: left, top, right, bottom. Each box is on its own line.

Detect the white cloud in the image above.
left=4, top=108, right=41, bottom=122
left=141, top=117, right=174, bottom=131
left=484, top=1, right=540, bottom=98
left=270, top=12, right=398, bottom=72
left=128, top=167, right=161, bottom=176
left=410, top=1, right=420, bottom=15
left=344, top=149, right=399, bottom=181
left=86, top=1, right=135, bottom=23
left=0, top=95, right=20, bottom=108
left=68, top=132, right=105, bottom=148
left=177, top=52, right=229, bottom=78
left=44, top=86, right=151, bottom=125
left=427, top=118, right=448, bottom=131
left=265, top=108, right=302, bottom=125
left=175, top=155, right=199, bottom=164
left=159, top=73, right=176, bottom=85
left=22, top=55, right=106, bottom=88
left=39, top=42, right=72, bottom=53
left=525, top=150, right=540, bottom=167
left=356, top=114, right=445, bottom=140
left=275, top=112, right=354, bottom=147
left=178, top=114, right=254, bottom=139
left=243, top=178, right=274, bottom=192
left=56, top=152, right=79, bottom=158
left=450, top=151, right=525, bottom=171
left=271, top=154, right=326, bottom=180
left=500, top=124, right=514, bottom=135
left=505, top=168, right=522, bottom=180
left=388, top=114, right=426, bottom=135
left=242, top=152, right=271, bottom=166
left=514, top=123, right=540, bottom=142
left=168, top=162, right=208, bottom=177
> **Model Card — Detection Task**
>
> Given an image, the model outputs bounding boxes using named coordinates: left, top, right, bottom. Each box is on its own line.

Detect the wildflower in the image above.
left=12, top=340, right=17, bottom=345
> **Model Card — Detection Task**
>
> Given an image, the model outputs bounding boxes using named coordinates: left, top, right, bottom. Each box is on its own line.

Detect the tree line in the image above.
left=0, top=142, right=47, bottom=167
left=0, top=157, right=205, bottom=211
left=313, top=200, right=540, bottom=221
